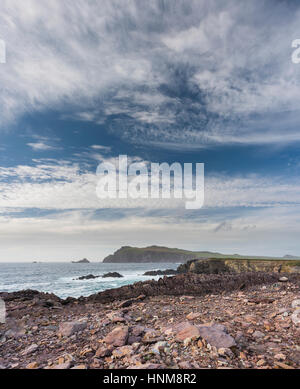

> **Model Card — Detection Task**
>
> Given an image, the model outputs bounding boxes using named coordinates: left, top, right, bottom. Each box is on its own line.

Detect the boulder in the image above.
left=143, top=269, right=178, bottom=276
left=291, top=309, right=300, bottom=326
left=21, top=344, right=38, bottom=356
left=198, top=324, right=236, bottom=349
left=102, top=272, right=124, bottom=278
left=58, top=321, right=87, bottom=337
left=186, top=312, right=201, bottom=320
left=104, top=326, right=129, bottom=347
left=175, top=322, right=201, bottom=341
left=75, top=274, right=100, bottom=281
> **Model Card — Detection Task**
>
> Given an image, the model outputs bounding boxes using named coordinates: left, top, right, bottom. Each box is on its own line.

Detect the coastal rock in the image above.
left=104, top=326, right=129, bottom=347
left=84, top=272, right=296, bottom=304
left=102, top=272, right=123, bottom=278
left=75, top=274, right=100, bottom=281
left=142, top=329, right=161, bottom=343
left=118, top=295, right=146, bottom=308
left=151, top=341, right=168, bottom=355
left=128, top=363, right=164, bottom=369
left=2, top=271, right=300, bottom=370
left=112, top=345, right=134, bottom=358
left=95, top=345, right=113, bottom=358
left=71, top=365, right=87, bottom=369
left=198, top=324, right=236, bottom=349
left=52, top=361, right=72, bottom=369
left=143, top=269, right=178, bottom=276
left=26, top=362, right=38, bottom=369
left=102, top=245, right=197, bottom=263
left=175, top=322, right=201, bottom=341
left=291, top=299, right=300, bottom=308
left=130, top=325, right=145, bottom=337
left=58, top=321, right=87, bottom=337
left=252, top=330, right=265, bottom=339
left=178, top=258, right=300, bottom=274
left=186, top=312, right=201, bottom=320
left=21, top=344, right=38, bottom=356
left=72, top=258, right=90, bottom=264
left=291, top=309, right=300, bottom=326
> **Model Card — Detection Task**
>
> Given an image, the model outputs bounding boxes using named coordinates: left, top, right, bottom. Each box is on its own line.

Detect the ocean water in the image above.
left=0, top=262, right=179, bottom=299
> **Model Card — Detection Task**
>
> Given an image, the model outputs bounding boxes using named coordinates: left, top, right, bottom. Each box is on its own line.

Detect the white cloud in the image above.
left=0, top=0, right=300, bottom=149
left=27, top=142, right=57, bottom=151
left=0, top=157, right=299, bottom=260
left=0, top=159, right=300, bottom=210
left=90, top=145, right=111, bottom=152
left=0, top=204, right=299, bottom=261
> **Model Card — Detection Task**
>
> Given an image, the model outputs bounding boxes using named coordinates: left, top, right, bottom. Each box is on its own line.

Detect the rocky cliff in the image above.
left=103, top=246, right=202, bottom=263
left=177, top=258, right=300, bottom=274
left=102, top=245, right=288, bottom=264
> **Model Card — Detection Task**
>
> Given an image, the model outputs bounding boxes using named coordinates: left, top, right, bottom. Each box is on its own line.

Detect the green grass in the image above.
left=114, top=246, right=300, bottom=261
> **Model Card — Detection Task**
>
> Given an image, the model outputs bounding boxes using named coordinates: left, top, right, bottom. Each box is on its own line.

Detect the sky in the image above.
left=0, top=0, right=300, bottom=261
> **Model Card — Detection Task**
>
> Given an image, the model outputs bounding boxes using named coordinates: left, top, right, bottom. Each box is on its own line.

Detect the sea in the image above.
left=0, top=262, right=179, bottom=299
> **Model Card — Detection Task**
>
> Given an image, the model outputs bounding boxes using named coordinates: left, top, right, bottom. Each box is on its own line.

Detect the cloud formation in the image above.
left=0, top=0, right=300, bottom=149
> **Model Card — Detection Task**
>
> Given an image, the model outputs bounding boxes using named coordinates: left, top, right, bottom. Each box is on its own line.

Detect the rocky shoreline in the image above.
left=0, top=272, right=299, bottom=369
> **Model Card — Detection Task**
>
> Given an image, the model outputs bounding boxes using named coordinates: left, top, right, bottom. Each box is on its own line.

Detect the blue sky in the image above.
left=0, top=0, right=300, bottom=261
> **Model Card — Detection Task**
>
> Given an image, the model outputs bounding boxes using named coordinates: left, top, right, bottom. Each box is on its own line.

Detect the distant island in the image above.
left=102, top=245, right=300, bottom=264
left=72, top=258, right=90, bottom=264
left=103, top=245, right=249, bottom=263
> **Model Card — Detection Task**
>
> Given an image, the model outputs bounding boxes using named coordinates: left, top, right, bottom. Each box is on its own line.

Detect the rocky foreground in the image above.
left=0, top=272, right=300, bottom=369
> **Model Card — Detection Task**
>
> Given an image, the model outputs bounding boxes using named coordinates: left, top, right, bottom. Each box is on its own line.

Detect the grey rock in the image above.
left=198, top=324, right=236, bottom=349
left=291, top=309, right=300, bottom=326
left=291, top=299, right=300, bottom=309
left=279, top=277, right=288, bottom=282
left=252, top=330, right=265, bottom=339
left=58, top=321, right=87, bottom=337
left=21, top=344, right=38, bottom=356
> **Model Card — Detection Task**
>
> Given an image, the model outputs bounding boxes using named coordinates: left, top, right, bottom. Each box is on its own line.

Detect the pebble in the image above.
left=26, top=362, right=38, bottom=369
left=279, top=277, right=288, bottom=282
left=21, top=344, right=38, bottom=356
left=291, top=299, right=300, bottom=309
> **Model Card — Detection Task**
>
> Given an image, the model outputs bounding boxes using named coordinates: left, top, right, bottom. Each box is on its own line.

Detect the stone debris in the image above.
left=0, top=273, right=300, bottom=369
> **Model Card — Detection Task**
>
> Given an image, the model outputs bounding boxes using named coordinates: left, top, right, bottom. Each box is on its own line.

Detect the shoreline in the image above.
left=0, top=272, right=299, bottom=369
left=2, top=271, right=300, bottom=304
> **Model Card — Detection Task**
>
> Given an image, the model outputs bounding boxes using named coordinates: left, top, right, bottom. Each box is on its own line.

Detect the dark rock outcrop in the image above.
left=102, top=272, right=124, bottom=278
left=143, top=269, right=178, bottom=276
left=2, top=273, right=299, bottom=309
left=0, top=289, right=63, bottom=305
left=72, top=258, right=90, bottom=264
left=102, top=245, right=217, bottom=263
left=84, top=272, right=300, bottom=304
left=177, top=258, right=300, bottom=274
left=74, top=274, right=100, bottom=280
